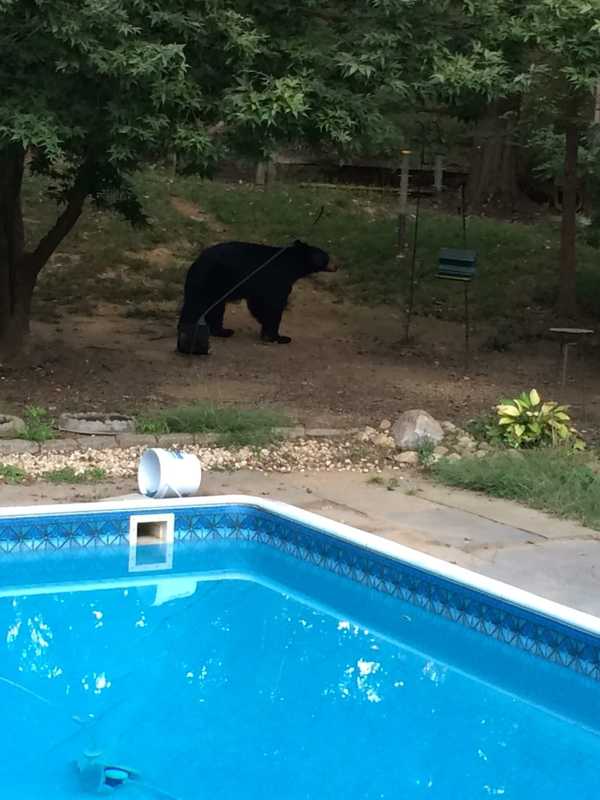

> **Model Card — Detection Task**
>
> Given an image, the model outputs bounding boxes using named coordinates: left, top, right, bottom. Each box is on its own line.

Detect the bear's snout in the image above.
left=326, top=261, right=338, bottom=273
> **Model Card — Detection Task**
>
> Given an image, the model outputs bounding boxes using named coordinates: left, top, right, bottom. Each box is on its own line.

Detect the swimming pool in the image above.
left=0, top=495, right=598, bottom=799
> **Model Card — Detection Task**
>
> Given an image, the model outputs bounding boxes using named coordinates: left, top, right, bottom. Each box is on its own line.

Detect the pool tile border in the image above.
left=0, top=504, right=598, bottom=682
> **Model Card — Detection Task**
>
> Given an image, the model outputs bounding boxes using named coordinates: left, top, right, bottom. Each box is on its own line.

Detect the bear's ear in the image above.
left=293, top=239, right=305, bottom=247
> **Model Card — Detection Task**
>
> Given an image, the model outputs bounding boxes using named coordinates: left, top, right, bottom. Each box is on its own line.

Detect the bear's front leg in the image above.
left=260, top=307, right=291, bottom=344
left=247, top=298, right=292, bottom=344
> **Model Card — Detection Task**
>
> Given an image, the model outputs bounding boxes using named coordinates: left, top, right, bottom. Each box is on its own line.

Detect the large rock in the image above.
left=0, top=414, right=25, bottom=438
left=392, top=410, right=444, bottom=450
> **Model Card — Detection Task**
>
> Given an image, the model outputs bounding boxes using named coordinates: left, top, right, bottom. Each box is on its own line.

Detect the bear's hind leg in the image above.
left=206, top=302, right=234, bottom=338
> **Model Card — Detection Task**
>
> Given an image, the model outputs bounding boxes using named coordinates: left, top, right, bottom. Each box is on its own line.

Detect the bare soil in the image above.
left=4, top=190, right=599, bottom=434
left=1, top=284, right=599, bottom=433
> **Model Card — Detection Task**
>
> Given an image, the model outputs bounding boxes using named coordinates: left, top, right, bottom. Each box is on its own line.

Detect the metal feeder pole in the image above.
left=464, top=282, right=470, bottom=373
left=462, top=183, right=470, bottom=372
left=397, top=149, right=412, bottom=248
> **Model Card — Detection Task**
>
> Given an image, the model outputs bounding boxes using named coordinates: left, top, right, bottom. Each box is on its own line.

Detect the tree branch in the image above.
left=28, top=184, right=87, bottom=276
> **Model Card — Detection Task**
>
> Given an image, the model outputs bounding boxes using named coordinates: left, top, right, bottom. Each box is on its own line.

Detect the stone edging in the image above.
left=0, top=427, right=359, bottom=455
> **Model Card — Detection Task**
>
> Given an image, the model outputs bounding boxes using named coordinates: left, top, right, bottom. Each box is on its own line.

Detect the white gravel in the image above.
left=0, top=439, right=408, bottom=481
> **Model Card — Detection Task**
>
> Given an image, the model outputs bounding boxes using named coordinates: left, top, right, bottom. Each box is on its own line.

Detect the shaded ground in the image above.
left=3, top=174, right=600, bottom=432
left=1, top=286, right=599, bottom=430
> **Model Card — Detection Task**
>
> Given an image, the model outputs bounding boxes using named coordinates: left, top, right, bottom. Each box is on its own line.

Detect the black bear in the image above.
left=177, top=240, right=334, bottom=353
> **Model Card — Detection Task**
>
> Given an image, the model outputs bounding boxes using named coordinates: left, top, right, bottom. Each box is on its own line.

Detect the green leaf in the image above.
left=529, top=389, right=540, bottom=406
left=497, top=404, right=520, bottom=417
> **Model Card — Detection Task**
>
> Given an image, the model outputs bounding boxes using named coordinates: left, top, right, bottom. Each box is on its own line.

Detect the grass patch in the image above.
left=431, top=449, right=600, bottom=530
left=136, top=404, right=290, bottom=447
left=25, top=169, right=203, bottom=320
left=0, top=464, right=27, bottom=484
left=20, top=406, right=55, bottom=442
left=23, top=167, right=600, bottom=325
left=43, top=467, right=107, bottom=483
left=181, top=179, right=600, bottom=321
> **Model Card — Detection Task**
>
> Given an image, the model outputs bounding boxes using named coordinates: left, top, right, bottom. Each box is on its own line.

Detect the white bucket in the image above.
left=138, top=448, right=202, bottom=499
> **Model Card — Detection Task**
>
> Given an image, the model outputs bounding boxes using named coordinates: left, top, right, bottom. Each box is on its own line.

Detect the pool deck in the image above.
left=1, top=470, right=599, bottom=617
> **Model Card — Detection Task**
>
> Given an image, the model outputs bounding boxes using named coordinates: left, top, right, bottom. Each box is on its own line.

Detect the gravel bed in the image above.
left=0, top=439, right=406, bottom=481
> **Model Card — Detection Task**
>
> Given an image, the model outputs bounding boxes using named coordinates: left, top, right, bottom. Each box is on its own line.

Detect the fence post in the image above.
left=255, top=161, right=267, bottom=187
left=266, top=159, right=277, bottom=187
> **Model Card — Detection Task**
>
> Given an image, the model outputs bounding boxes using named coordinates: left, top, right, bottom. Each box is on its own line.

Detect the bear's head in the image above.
left=293, top=240, right=337, bottom=274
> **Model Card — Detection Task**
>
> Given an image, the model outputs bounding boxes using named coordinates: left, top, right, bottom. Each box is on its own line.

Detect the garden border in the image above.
left=0, top=427, right=359, bottom=455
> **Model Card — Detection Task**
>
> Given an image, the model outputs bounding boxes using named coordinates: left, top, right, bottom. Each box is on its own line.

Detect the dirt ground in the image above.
left=1, top=282, right=599, bottom=433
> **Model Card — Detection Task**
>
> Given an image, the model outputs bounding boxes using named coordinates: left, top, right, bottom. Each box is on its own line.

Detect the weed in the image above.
left=43, top=466, right=108, bottom=483
left=368, top=475, right=401, bottom=491
left=465, top=413, right=504, bottom=447
left=136, top=416, right=170, bottom=435
left=136, top=403, right=290, bottom=447
left=20, top=406, right=55, bottom=442
left=416, top=437, right=436, bottom=467
left=0, top=464, right=27, bottom=484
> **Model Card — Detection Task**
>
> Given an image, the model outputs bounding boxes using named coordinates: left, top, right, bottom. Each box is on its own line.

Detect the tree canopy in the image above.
left=2, top=0, right=600, bottom=354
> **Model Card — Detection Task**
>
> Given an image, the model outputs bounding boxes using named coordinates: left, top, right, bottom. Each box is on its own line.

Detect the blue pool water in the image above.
left=0, top=514, right=599, bottom=799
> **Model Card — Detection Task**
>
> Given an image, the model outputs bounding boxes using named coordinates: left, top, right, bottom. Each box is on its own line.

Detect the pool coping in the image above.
left=1, top=494, right=599, bottom=639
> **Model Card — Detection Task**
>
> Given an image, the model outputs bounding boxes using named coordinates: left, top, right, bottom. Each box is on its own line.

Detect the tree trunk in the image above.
left=0, top=268, right=37, bottom=359
left=0, top=146, right=32, bottom=358
left=558, top=124, right=578, bottom=317
left=467, top=102, right=520, bottom=214
left=0, top=147, right=87, bottom=357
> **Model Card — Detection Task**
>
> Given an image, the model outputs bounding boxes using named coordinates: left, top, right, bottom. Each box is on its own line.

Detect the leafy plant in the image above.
left=20, top=406, right=55, bottom=442
left=0, top=0, right=451, bottom=355
left=136, top=416, right=170, bottom=435
left=465, top=413, right=504, bottom=448
left=495, top=389, right=584, bottom=450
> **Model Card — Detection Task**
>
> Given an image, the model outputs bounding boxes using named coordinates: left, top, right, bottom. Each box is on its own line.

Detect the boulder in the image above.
left=379, top=419, right=392, bottom=431
left=391, top=410, right=444, bottom=450
left=0, top=414, right=25, bottom=438
left=396, top=451, right=419, bottom=466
